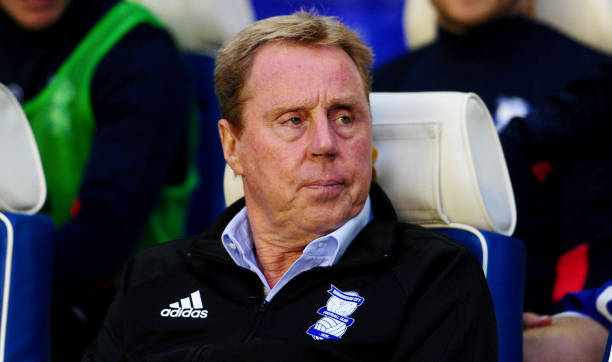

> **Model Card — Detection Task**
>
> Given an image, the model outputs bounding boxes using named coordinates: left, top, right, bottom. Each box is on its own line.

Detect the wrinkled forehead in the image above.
left=241, top=42, right=369, bottom=107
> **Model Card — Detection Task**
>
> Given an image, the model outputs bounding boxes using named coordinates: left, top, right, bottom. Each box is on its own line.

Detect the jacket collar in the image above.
left=187, top=182, right=398, bottom=267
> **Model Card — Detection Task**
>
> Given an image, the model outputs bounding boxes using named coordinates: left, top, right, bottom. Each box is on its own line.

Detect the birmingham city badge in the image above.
left=306, top=285, right=364, bottom=340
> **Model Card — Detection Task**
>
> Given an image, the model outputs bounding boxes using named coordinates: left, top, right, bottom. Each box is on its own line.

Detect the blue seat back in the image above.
left=433, top=226, right=525, bottom=362
left=184, top=53, right=227, bottom=235
left=250, top=0, right=408, bottom=68
left=0, top=212, right=54, bottom=362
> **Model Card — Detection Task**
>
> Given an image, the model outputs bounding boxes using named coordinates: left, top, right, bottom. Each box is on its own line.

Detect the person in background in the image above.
left=373, top=0, right=611, bottom=315
left=84, top=10, right=497, bottom=361
left=0, top=0, right=196, bottom=359
left=500, top=60, right=612, bottom=360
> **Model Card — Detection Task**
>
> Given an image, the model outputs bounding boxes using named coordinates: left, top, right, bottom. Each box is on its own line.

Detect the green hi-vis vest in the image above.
left=23, top=2, right=197, bottom=246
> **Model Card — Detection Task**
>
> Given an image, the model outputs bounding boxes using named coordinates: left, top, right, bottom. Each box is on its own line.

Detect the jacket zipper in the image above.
left=243, top=299, right=269, bottom=342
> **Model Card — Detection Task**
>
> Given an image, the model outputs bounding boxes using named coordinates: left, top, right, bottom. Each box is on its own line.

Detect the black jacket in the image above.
left=84, top=183, right=497, bottom=361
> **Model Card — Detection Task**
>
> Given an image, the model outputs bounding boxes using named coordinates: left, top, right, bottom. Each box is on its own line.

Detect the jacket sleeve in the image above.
left=562, top=279, right=612, bottom=330
left=389, top=243, right=498, bottom=361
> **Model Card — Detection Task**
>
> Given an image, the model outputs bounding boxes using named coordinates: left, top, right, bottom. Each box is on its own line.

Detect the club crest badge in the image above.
left=306, top=285, right=364, bottom=340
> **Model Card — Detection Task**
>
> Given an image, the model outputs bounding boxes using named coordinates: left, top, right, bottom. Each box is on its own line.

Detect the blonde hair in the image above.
left=214, top=10, right=374, bottom=134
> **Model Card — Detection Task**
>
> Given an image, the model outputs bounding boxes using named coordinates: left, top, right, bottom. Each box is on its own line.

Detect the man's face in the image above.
left=430, top=0, right=521, bottom=32
left=220, top=42, right=372, bottom=241
left=0, top=0, right=72, bottom=30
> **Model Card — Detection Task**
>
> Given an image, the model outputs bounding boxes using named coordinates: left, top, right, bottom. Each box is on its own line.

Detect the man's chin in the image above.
left=300, top=204, right=358, bottom=232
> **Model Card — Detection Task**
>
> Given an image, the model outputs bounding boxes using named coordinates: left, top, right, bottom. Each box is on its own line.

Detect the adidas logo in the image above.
left=160, top=290, right=209, bottom=319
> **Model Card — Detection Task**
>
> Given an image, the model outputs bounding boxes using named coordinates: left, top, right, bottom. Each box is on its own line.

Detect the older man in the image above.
left=84, top=11, right=496, bottom=361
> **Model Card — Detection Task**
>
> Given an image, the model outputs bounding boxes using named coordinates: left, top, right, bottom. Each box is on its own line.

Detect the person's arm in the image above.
left=54, top=25, right=193, bottom=289
left=523, top=280, right=612, bottom=362
left=523, top=314, right=608, bottom=362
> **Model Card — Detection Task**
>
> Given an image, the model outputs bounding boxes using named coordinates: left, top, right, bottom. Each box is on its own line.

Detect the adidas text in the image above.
left=161, top=291, right=208, bottom=319
left=160, top=308, right=208, bottom=319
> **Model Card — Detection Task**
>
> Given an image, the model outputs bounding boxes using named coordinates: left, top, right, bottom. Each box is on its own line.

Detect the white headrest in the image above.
left=131, top=0, right=255, bottom=54
left=371, top=92, right=516, bottom=235
left=0, top=83, right=46, bottom=214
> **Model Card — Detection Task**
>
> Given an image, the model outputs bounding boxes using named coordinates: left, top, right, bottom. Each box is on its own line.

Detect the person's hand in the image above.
left=523, top=311, right=552, bottom=329
left=523, top=312, right=608, bottom=362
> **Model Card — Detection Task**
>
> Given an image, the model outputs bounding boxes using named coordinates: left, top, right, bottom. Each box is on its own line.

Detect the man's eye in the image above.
left=337, top=116, right=352, bottom=125
left=288, top=117, right=302, bottom=126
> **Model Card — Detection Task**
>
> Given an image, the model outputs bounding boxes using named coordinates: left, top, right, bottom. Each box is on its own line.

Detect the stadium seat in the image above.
left=370, top=92, right=524, bottom=362
left=223, top=91, right=526, bottom=362
left=249, top=0, right=408, bottom=68
left=134, top=0, right=410, bottom=68
left=183, top=53, right=228, bottom=235
left=130, top=0, right=255, bottom=55
left=0, top=83, right=55, bottom=362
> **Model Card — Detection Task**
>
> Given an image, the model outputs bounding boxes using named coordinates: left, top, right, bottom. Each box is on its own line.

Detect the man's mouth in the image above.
left=305, top=179, right=344, bottom=188
left=303, top=180, right=346, bottom=200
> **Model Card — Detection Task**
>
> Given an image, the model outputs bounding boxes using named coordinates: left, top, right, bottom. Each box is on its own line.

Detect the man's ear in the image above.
left=218, top=118, right=244, bottom=175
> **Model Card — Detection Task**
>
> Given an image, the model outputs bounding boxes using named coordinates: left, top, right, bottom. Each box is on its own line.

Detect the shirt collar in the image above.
left=221, top=196, right=373, bottom=273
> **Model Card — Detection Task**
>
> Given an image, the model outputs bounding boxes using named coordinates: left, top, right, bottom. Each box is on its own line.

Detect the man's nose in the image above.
left=308, top=112, right=338, bottom=158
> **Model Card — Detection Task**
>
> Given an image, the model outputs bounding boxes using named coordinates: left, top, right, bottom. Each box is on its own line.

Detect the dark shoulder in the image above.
left=389, top=222, right=484, bottom=294
left=394, top=222, right=473, bottom=258
left=122, top=236, right=195, bottom=287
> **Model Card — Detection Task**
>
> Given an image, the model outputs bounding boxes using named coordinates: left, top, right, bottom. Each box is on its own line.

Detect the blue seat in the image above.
left=184, top=53, right=226, bottom=235
left=432, top=227, right=525, bottom=362
left=0, top=213, right=54, bottom=362
left=0, top=83, right=54, bottom=362
left=250, top=0, right=407, bottom=68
